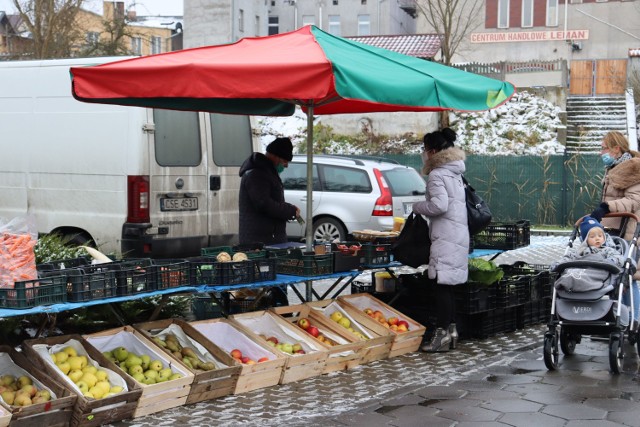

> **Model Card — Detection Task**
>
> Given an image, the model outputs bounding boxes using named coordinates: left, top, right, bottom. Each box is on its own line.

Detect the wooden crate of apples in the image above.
left=83, top=325, right=194, bottom=418
left=306, top=299, right=394, bottom=364
left=189, top=318, right=285, bottom=394
left=339, top=293, right=426, bottom=357
left=22, top=335, right=141, bottom=427
left=0, top=345, right=76, bottom=426
left=134, top=318, right=242, bottom=404
left=271, top=303, right=369, bottom=374
left=228, top=310, right=329, bottom=384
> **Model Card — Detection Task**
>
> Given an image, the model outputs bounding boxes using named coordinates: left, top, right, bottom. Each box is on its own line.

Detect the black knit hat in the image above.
left=266, top=137, right=293, bottom=162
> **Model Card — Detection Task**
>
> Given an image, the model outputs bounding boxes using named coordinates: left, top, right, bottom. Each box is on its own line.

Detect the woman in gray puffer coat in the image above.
left=411, top=128, right=469, bottom=353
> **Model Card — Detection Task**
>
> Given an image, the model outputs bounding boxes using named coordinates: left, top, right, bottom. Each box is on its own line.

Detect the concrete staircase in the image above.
left=565, top=95, right=627, bottom=153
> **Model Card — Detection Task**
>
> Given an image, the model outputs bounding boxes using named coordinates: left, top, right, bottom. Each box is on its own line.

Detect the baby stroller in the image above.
left=543, top=213, right=640, bottom=374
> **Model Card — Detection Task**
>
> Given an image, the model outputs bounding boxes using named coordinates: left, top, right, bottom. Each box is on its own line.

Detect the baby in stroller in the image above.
left=544, top=215, right=638, bottom=373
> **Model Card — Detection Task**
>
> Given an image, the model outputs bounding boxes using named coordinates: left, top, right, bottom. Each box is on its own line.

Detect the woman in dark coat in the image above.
left=412, top=128, right=469, bottom=352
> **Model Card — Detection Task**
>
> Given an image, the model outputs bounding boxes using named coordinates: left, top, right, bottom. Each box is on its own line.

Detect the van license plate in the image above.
left=160, top=197, right=198, bottom=211
left=403, top=203, right=413, bottom=215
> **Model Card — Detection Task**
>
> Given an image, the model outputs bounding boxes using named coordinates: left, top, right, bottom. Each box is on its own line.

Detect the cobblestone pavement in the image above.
left=109, top=236, right=640, bottom=427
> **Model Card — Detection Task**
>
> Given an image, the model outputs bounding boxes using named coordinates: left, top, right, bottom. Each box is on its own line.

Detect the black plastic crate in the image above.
left=333, top=251, right=360, bottom=272
left=80, top=260, right=153, bottom=296
left=517, top=298, right=549, bottom=329
left=201, top=245, right=266, bottom=260
left=151, top=260, right=191, bottom=290
left=190, top=258, right=256, bottom=285
left=359, top=243, right=391, bottom=266
left=496, top=276, right=527, bottom=308
left=191, top=293, right=223, bottom=320
left=473, top=220, right=531, bottom=250
left=0, top=275, right=67, bottom=309
left=351, top=281, right=375, bottom=294
left=253, top=258, right=277, bottom=282
left=455, top=281, right=497, bottom=314
left=36, top=256, right=91, bottom=272
left=274, top=249, right=333, bottom=276
left=457, top=307, right=518, bottom=339
left=60, top=268, right=117, bottom=302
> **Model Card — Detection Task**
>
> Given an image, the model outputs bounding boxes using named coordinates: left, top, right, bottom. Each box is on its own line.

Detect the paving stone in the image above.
left=561, top=385, right=625, bottom=399
left=381, top=393, right=425, bottom=406
left=435, top=405, right=501, bottom=422
left=388, top=414, right=456, bottom=427
left=413, top=386, right=466, bottom=400
left=422, top=398, right=482, bottom=410
left=480, top=399, right=543, bottom=413
left=607, top=408, right=640, bottom=427
left=456, top=423, right=511, bottom=427
left=583, top=397, right=639, bottom=411
left=331, top=412, right=394, bottom=426
left=498, top=411, right=566, bottom=427
left=465, top=389, right=522, bottom=401
left=521, top=391, right=585, bottom=405
left=542, top=403, right=608, bottom=420
left=502, top=382, right=562, bottom=394
left=565, top=421, right=632, bottom=427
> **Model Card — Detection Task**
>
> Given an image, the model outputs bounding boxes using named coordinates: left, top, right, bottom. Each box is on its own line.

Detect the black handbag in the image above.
left=391, top=212, right=430, bottom=268
left=463, top=175, right=492, bottom=235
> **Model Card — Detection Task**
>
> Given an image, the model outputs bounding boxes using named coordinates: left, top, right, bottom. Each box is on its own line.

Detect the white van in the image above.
left=0, top=57, right=256, bottom=258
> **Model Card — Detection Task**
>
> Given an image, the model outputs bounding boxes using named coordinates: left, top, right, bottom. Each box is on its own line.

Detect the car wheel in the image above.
left=312, top=218, right=346, bottom=242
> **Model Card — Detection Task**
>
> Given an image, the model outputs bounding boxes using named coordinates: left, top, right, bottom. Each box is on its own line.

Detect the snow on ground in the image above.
left=254, top=90, right=566, bottom=156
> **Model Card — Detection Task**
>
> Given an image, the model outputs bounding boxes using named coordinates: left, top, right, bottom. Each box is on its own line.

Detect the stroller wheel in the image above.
left=609, top=334, right=624, bottom=374
left=543, top=331, right=559, bottom=370
left=560, top=327, right=577, bottom=355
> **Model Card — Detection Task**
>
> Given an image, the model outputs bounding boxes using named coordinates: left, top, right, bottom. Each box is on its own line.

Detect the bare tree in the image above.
left=12, top=0, right=84, bottom=59
left=79, top=13, right=135, bottom=57
left=416, top=0, right=483, bottom=65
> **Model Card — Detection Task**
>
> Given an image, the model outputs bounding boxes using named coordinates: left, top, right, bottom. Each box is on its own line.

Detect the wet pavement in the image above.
left=109, top=236, right=640, bottom=427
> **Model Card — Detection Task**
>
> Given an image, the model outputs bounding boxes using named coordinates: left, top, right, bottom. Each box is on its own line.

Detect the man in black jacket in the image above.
left=238, top=137, right=299, bottom=306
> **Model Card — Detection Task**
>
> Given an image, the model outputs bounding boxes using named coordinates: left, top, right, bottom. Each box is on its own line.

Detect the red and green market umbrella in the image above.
left=70, top=25, right=516, bottom=247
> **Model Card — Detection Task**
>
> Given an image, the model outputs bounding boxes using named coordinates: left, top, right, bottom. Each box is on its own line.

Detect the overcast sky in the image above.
left=0, top=0, right=183, bottom=16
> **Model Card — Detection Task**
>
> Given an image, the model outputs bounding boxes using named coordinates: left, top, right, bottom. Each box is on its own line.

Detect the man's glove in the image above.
left=591, top=202, right=610, bottom=221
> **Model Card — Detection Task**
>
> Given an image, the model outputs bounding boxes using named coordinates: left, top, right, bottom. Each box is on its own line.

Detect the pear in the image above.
left=181, top=347, right=197, bottom=359
left=152, top=337, right=167, bottom=348
left=200, top=362, right=216, bottom=371
left=165, top=341, right=180, bottom=353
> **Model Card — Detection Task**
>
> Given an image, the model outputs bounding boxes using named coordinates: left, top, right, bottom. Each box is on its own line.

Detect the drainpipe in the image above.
left=378, top=0, right=386, bottom=34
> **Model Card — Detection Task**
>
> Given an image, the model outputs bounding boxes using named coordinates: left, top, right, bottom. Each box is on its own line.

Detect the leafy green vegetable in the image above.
left=468, top=258, right=504, bottom=285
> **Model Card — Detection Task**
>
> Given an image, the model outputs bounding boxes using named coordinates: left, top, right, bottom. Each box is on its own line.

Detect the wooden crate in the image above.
left=83, top=325, right=194, bottom=418
left=339, top=293, right=426, bottom=358
left=0, top=406, right=10, bottom=427
left=22, top=334, right=142, bottom=427
left=133, top=318, right=241, bottom=404
left=228, top=310, right=328, bottom=384
left=0, top=345, right=76, bottom=427
left=271, top=303, right=368, bottom=374
left=189, top=318, right=285, bottom=394
left=306, top=299, right=394, bottom=364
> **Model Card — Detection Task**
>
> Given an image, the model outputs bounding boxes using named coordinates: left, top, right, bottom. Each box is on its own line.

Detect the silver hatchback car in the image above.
left=281, top=155, right=427, bottom=242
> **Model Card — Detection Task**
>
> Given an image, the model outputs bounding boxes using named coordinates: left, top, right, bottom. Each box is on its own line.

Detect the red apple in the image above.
left=397, top=324, right=408, bottom=332
left=295, top=349, right=306, bottom=354
left=297, top=318, right=310, bottom=330
left=257, top=357, right=269, bottom=363
left=397, top=320, right=409, bottom=329
left=230, top=349, right=242, bottom=359
left=266, top=336, right=279, bottom=345
left=307, top=325, right=320, bottom=338
left=388, top=317, right=399, bottom=326
left=373, top=310, right=384, bottom=320
left=364, top=308, right=374, bottom=316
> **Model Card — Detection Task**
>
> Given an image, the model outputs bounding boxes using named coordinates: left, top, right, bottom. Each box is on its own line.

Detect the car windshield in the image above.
left=383, top=168, right=426, bottom=196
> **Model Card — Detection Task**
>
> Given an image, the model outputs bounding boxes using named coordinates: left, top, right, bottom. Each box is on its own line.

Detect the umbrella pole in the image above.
left=305, top=106, right=314, bottom=252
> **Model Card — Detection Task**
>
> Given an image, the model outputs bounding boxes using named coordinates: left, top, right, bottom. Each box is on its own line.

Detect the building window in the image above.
left=333, top=0, right=338, bottom=5
left=271, top=0, right=275, bottom=5
left=358, top=14, right=370, bottom=35
left=498, top=0, right=509, bottom=28
left=131, top=37, right=141, bottom=55
left=239, top=9, right=244, bottom=32
left=546, top=0, right=558, bottom=27
left=361, top=0, right=367, bottom=4
left=302, top=15, right=315, bottom=26
left=151, top=36, right=161, bottom=54
left=86, top=31, right=99, bottom=45
left=522, top=0, right=533, bottom=27
left=328, top=15, right=341, bottom=35
left=255, top=15, right=260, bottom=36
left=268, top=16, right=279, bottom=35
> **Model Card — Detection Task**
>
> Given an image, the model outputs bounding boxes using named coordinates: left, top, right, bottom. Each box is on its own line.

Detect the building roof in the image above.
left=346, top=34, right=443, bottom=59
left=629, top=48, right=640, bottom=57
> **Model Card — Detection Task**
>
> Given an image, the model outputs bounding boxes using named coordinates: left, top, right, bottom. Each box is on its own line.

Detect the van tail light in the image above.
left=127, top=175, right=150, bottom=223
left=372, top=169, right=393, bottom=216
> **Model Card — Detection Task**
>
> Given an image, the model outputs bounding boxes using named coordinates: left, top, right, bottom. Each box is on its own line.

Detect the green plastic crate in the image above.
left=0, top=275, right=67, bottom=309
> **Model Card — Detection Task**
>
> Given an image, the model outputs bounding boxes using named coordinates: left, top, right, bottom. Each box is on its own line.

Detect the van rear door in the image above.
left=206, top=113, right=254, bottom=247
left=146, top=109, right=209, bottom=257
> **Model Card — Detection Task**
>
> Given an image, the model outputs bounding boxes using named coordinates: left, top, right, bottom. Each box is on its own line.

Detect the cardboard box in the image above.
left=22, top=335, right=141, bottom=427
left=83, top=326, right=194, bottom=418
left=339, top=293, right=426, bottom=357
left=271, top=303, right=368, bottom=374
left=228, top=310, right=328, bottom=384
left=133, top=318, right=241, bottom=404
left=0, top=345, right=76, bottom=427
left=189, top=318, right=285, bottom=394
left=306, top=299, right=394, bottom=364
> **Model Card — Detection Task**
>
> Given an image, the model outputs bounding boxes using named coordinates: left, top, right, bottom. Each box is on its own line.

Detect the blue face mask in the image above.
left=276, top=163, right=285, bottom=174
left=601, top=153, right=615, bottom=167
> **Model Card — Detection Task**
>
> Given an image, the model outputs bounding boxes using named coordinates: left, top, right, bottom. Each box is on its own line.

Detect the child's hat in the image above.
left=579, top=215, right=604, bottom=241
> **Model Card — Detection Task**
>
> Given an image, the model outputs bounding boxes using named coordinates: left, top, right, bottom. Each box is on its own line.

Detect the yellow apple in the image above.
left=330, top=311, right=343, bottom=322
left=95, top=370, right=108, bottom=381
left=109, top=385, right=123, bottom=394
left=89, top=385, right=104, bottom=399
left=68, top=369, right=84, bottom=383
left=75, top=380, right=89, bottom=394
left=82, top=366, right=97, bottom=375
left=95, top=380, right=110, bottom=395
left=54, top=351, right=68, bottom=363
left=67, top=356, right=84, bottom=371
left=56, top=361, right=72, bottom=375
left=1, top=390, right=15, bottom=405
left=80, top=372, right=98, bottom=388
left=62, top=346, right=78, bottom=357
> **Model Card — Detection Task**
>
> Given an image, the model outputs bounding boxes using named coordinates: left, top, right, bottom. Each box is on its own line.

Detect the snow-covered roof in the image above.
left=129, top=16, right=183, bottom=31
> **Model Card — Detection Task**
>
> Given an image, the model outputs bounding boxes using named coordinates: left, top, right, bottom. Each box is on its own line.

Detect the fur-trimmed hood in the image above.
left=422, top=147, right=466, bottom=175
left=607, top=157, right=640, bottom=190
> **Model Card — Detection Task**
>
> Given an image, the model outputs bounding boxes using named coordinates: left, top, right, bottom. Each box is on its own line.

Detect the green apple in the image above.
left=168, top=373, right=183, bottom=381
left=128, top=365, right=143, bottom=376
left=281, top=343, right=293, bottom=354
left=140, top=354, right=151, bottom=370
left=113, top=347, right=129, bottom=362
left=149, top=359, right=163, bottom=372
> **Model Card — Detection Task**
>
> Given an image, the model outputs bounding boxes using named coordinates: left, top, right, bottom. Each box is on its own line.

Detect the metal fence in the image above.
left=379, top=153, right=602, bottom=226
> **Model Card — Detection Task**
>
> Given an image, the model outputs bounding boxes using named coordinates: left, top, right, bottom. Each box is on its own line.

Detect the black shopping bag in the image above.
left=391, top=212, right=430, bottom=268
